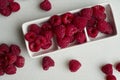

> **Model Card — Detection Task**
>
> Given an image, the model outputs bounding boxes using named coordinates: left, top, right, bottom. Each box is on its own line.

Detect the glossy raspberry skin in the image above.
left=39, top=0, right=52, bottom=11
left=28, top=24, right=40, bottom=34
left=9, top=2, right=20, bottom=12
left=69, top=59, right=81, bottom=72
left=115, top=62, right=120, bottom=72
left=49, top=15, right=62, bottom=26
left=4, top=65, right=17, bottom=75
left=42, top=56, right=55, bottom=70
left=14, top=56, right=25, bottom=68
left=87, top=27, right=99, bottom=38
left=106, top=75, right=116, bottom=80
left=61, top=12, right=74, bottom=24
left=101, top=64, right=113, bottom=75
left=25, top=32, right=37, bottom=42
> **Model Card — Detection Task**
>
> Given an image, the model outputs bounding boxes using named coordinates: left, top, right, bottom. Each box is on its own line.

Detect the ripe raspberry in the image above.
left=0, top=67, right=4, bottom=76
left=57, top=36, right=70, bottom=48
left=69, top=36, right=75, bottom=43
left=43, top=30, right=53, bottom=40
left=42, top=56, right=55, bottom=70
left=28, top=24, right=40, bottom=34
left=75, top=31, right=86, bottom=44
left=41, top=40, right=52, bottom=49
left=0, top=0, right=8, bottom=9
left=69, top=59, right=81, bottom=72
left=93, top=11, right=106, bottom=21
left=73, top=16, right=88, bottom=31
left=8, top=0, right=14, bottom=3
left=35, top=36, right=47, bottom=47
left=106, top=75, right=116, bottom=80
left=25, top=32, right=37, bottom=42
left=39, top=0, right=52, bottom=11
left=9, top=44, right=21, bottom=56
left=87, top=27, right=99, bottom=38
left=49, top=15, right=62, bottom=26
left=101, top=64, right=113, bottom=75
left=54, top=25, right=66, bottom=39
left=0, top=43, right=9, bottom=53
left=65, top=24, right=78, bottom=37
left=87, top=17, right=97, bottom=27
left=4, top=65, right=17, bottom=75
left=0, top=7, right=12, bottom=16
left=79, top=8, right=93, bottom=20
left=29, top=42, right=41, bottom=52
left=9, top=2, right=20, bottom=12
left=5, top=54, right=17, bottom=65
left=41, top=22, right=52, bottom=31
left=115, top=62, right=120, bottom=72
left=14, top=56, right=25, bottom=68
left=92, top=5, right=105, bottom=13
left=61, top=12, right=74, bottom=24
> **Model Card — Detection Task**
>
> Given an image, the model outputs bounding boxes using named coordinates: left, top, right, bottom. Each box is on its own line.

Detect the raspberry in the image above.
left=49, top=15, right=62, bottom=26
left=75, top=31, right=86, bottom=44
left=35, top=36, right=47, bottom=47
left=106, top=75, right=116, bottom=80
left=5, top=54, right=17, bottom=65
left=0, top=7, right=12, bottom=16
left=9, top=2, right=20, bottom=12
left=73, top=16, right=88, bottom=31
left=41, top=22, right=52, bottom=31
left=115, top=62, right=120, bottom=72
left=69, top=36, right=75, bottom=43
left=8, top=0, right=14, bottom=3
left=101, top=64, right=113, bottom=75
left=87, top=17, right=97, bottom=27
left=0, top=0, right=8, bottom=9
left=92, top=5, right=105, bottom=13
left=65, top=24, right=78, bottom=37
left=28, top=24, right=40, bottom=34
left=54, top=25, right=66, bottom=39
left=9, top=44, right=21, bottom=56
left=0, top=43, right=9, bottom=53
left=41, top=40, right=52, bottom=49
left=29, top=42, right=41, bottom=52
left=25, top=32, right=37, bottom=42
left=39, top=0, right=52, bottom=11
left=61, top=12, right=74, bottom=24
left=4, top=65, right=16, bottom=75
left=43, top=30, right=53, bottom=40
left=42, top=56, right=55, bottom=70
left=57, top=36, right=70, bottom=48
left=79, top=8, right=93, bottom=20
left=69, top=59, right=81, bottom=72
left=0, top=67, right=4, bottom=76
left=14, top=56, right=25, bottom=68
left=87, top=27, right=99, bottom=38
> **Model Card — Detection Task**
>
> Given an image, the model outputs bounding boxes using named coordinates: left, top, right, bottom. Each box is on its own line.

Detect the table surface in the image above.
left=0, top=0, right=120, bottom=80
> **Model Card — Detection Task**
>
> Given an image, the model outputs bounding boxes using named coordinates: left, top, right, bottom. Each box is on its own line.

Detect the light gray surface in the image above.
left=0, top=0, right=120, bottom=80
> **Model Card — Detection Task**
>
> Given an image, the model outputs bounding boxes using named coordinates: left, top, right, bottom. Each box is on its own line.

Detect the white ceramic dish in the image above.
left=22, top=2, right=117, bottom=58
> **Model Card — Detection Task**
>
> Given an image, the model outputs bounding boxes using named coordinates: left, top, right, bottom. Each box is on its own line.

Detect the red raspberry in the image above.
left=87, top=17, right=97, bottom=27
left=39, top=0, right=52, bottom=11
left=69, top=59, right=81, bottom=72
left=0, top=43, right=9, bottom=53
left=87, top=27, right=99, bottom=38
left=4, top=65, right=16, bottom=75
left=41, top=40, right=52, bottom=49
left=65, top=24, right=78, bottom=37
left=79, top=8, right=93, bottom=20
left=97, top=21, right=113, bottom=34
left=61, top=12, right=74, bottom=24
left=101, top=63, right=113, bottom=75
left=69, top=36, right=75, bottom=43
left=57, top=36, right=70, bottom=48
left=106, top=75, right=116, bottom=80
left=43, top=30, right=53, bottom=40
left=92, top=5, right=105, bottom=13
left=75, top=31, right=86, bottom=44
left=41, top=22, right=52, bottom=31
left=54, top=25, right=66, bottom=39
left=8, top=0, right=14, bottom=3
left=9, top=44, right=21, bottom=56
left=73, top=16, right=88, bottom=31
left=29, top=42, right=41, bottom=52
left=115, top=62, right=120, bottom=72
left=14, top=56, right=25, bottom=68
left=49, top=15, right=62, bottom=26
left=28, top=24, right=40, bottom=34
left=25, top=32, right=37, bottom=42
left=42, top=56, right=55, bottom=70
left=0, top=0, right=8, bottom=9
left=35, top=36, right=47, bottom=47
left=5, top=54, right=17, bottom=65
left=9, top=2, right=20, bottom=12
left=0, top=67, right=4, bottom=76
left=0, top=7, right=12, bottom=16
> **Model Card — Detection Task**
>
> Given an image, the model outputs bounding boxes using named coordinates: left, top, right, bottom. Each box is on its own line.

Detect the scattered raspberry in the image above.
left=0, top=43, right=9, bottom=53
left=39, top=0, right=52, bottom=11
left=115, top=62, right=120, bottom=72
left=42, top=56, right=55, bottom=70
left=28, top=24, right=40, bottom=34
left=0, top=7, right=12, bottom=16
left=101, top=64, right=113, bottom=75
left=49, top=15, right=62, bottom=26
left=75, top=31, right=86, bottom=44
left=73, top=16, right=88, bottom=31
left=61, top=12, right=74, bottom=24
left=9, top=2, right=20, bottom=12
left=0, top=0, right=8, bottom=9
left=4, top=65, right=17, bottom=75
left=6, top=54, right=17, bottom=65
left=14, top=56, right=25, bottom=68
left=106, top=75, right=116, bottom=80
left=65, top=24, right=78, bottom=37
left=25, top=32, right=37, bottom=42
left=9, top=44, right=21, bottom=56
left=79, top=8, right=93, bottom=20
left=87, top=27, right=99, bottom=38
left=69, top=59, right=81, bottom=72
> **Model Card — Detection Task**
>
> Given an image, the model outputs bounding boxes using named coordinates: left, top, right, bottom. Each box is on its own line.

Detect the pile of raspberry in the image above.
left=25, top=5, right=113, bottom=52
left=0, top=43, right=25, bottom=76
left=0, top=0, right=20, bottom=16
